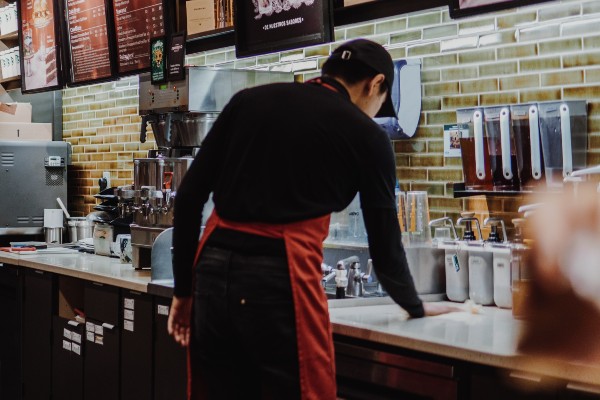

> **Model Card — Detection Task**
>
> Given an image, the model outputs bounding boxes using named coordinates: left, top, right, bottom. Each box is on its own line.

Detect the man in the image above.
left=168, top=39, right=457, bottom=400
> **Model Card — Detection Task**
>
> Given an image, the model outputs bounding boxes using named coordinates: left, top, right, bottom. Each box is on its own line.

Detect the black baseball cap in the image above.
left=327, top=39, right=397, bottom=118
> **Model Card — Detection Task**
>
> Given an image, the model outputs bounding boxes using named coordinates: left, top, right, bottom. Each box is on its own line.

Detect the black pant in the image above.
left=190, top=230, right=301, bottom=400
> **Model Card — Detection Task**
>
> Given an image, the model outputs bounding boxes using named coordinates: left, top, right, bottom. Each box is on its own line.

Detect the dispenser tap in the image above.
left=484, top=217, right=508, bottom=243
left=457, top=212, right=482, bottom=241
left=428, top=217, right=458, bottom=241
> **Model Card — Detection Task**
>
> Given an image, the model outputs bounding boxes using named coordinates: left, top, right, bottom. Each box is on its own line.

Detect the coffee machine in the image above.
left=121, top=67, right=293, bottom=269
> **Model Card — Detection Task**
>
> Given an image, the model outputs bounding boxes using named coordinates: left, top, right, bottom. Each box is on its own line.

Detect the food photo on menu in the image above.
left=253, top=0, right=315, bottom=19
left=20, top=0, right=58, bottom=90
left=459, top=0, right=511, bottom=7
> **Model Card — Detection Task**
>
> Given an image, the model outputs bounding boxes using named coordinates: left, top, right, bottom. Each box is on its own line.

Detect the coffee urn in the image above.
left=122, top=67, right=293, bottom=269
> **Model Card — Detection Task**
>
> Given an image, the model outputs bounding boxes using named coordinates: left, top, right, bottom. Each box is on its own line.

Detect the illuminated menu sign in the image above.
left=112, top=0, right=165, bottom=74
left=19, top=0, right=61, bottom=92
left=234, top=0, right=333, bottom=57
left=66, top=0, right=113, bottom=83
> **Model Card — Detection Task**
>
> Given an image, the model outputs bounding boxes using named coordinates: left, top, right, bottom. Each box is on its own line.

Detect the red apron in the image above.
left=187, top=211, right=336, bottom=400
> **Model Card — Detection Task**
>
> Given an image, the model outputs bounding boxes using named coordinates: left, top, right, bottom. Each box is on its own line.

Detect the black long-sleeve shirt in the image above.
left=172, top=77, right=424, bottom=317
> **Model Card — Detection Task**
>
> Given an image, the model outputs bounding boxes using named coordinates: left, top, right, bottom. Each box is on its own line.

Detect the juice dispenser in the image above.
left=457, top=108, right=493, bottom=191
left=511, top=104, right=544, bottom=191
left=538, top=100, right=587, bottom=188
left=483, top=106, right=520, bottom=191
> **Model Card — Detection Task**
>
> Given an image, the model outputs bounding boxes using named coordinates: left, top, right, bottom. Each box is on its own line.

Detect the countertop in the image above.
left=4, top=250, right=600, bottom=386
left=0, top=250, right=151, bottom=292
left=329, top=297, right=600, bottom=387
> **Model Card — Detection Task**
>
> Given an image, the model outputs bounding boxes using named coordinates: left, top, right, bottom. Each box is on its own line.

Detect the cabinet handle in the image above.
left=566, top=383, right=600, bottom=395
left=0, top=263, right=4, bottom=267
left=509, top=371, right=542, bottom=383
left=34, top=270, right=44, bottom=275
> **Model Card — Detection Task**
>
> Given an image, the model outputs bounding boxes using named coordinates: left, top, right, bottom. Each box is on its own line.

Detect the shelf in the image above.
left=0, top=75, right=19, bottom=84
left=453, top=183, right=534, bottom=198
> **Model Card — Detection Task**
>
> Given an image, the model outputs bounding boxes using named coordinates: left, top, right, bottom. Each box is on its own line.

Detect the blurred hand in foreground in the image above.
left=519, top=183, right=600, bottom=362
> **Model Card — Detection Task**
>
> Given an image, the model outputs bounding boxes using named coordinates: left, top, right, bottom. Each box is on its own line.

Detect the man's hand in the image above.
left=422, top=302, right=462, bottom=317
left=167, top=296, right=193, bottom=347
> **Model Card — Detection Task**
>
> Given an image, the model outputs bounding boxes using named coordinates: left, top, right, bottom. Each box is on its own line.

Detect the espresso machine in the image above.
left=121, top=67, right=293, bottom=269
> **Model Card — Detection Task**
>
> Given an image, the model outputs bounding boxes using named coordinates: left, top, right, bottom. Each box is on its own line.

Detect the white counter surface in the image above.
left=0, top=251, right=151, bottom=292
left=329, top=297, right=600, bottom=387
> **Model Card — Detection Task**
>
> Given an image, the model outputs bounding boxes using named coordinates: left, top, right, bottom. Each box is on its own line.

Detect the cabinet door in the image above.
left=154, top=297, right=187, bottom=400
left=52, top=316, right=84, bottom=400
left=84, top=317, right=120, bottom=400
left=121, top=290, right=153, bottom=400
left=0, top=263, right=21, bottom=400
left=335, top=337, right=460, bottom=400
left=85, top=282, right=120, bottom=325
left=22, top=269, right=55, bottom=400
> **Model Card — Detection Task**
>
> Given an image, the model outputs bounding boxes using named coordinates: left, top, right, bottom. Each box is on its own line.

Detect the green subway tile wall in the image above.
left=63, top=0, right=600, bottom=234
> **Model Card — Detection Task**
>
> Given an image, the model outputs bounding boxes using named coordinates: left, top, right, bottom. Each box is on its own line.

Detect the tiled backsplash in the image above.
left=63, top=0, right=600, bottom=236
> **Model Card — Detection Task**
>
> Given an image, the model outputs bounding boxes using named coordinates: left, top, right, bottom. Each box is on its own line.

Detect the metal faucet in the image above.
left=321, top=264, right=336, bottom=288
left=335, top=256, right=360, bottom=298
left=347, top=261, right=363, bottom=297
left=457, top=212, right=482, bottom=241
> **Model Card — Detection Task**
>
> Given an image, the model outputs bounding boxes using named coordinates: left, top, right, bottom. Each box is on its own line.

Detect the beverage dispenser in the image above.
left=483, top=106, right=520, bottom=191
left=511, top=104, right=544, bottom=190
left=123, top=67, right=293, bottom=269
left=537, top=100, right=587, bottom=188
left=457, top=108, right=493, bottom=191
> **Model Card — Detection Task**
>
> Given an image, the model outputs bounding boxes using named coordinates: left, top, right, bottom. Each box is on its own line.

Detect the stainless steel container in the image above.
left=76, top=219, right=94, bottom=240
left=44, top=227, right=63, bottom=244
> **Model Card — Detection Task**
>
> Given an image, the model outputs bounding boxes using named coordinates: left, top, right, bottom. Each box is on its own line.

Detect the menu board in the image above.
left=234, top=0, right=333, bottom=58
left=112, top=0, right=165, bottom=75
left=18, top=0, right=62, bottom=92
left=65, top=0, right=113, bottom=84
left=449, top=0, right=552, bottom=18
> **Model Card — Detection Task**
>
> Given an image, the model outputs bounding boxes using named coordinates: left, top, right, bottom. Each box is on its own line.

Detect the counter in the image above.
left=329, top=297, right=600, bottom=388
left=0, top=251, right=151, bottom=292
left=4, top=250, right=600, bottom=390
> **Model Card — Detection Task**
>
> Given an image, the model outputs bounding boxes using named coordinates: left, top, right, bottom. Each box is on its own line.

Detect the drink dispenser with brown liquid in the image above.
left=537, top=101, right=587, bottom=188
left=457, top=108, right=493, bottom=191
left=511, top=104, right=544, bottom=190
left=484, top=106, right=520, bottom=191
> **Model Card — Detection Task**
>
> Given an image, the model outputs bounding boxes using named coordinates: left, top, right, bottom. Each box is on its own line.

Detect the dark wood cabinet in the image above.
left=51, top=316, right=84, bottom=400
left=83, top=283, right=120, bottom=400
left=154, top=296, right=187, bottom=400
left=0, top=263, right=21, bottom=400
left=121, top=290, right=154, bottom=400
left=21, top=269, right=56, bottom=400
left=334, top=335, right=462, bottom=400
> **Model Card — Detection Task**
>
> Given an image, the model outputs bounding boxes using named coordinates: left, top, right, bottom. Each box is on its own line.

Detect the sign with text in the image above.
left=112, top=0, right=165, bottom=75
left=234, top=0, right=333, bottom=58
left=167, top=32, right=185, bottom=82
left=150, top=36, right=166, bottom=84
left=65, top=0, right=113, bottom=84
left=18, top=0, right=63, bottom=93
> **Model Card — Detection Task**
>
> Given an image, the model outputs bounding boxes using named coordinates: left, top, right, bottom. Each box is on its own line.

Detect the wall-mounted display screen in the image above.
left=234, top=0, right=333, bottom=58
left=65, top=0, right=114, bottom=84
left=18, top=0, right=63, bottom=93
left=449, top=0, right=553, bottom=18
left=111, top=0, right=165, bottom=75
